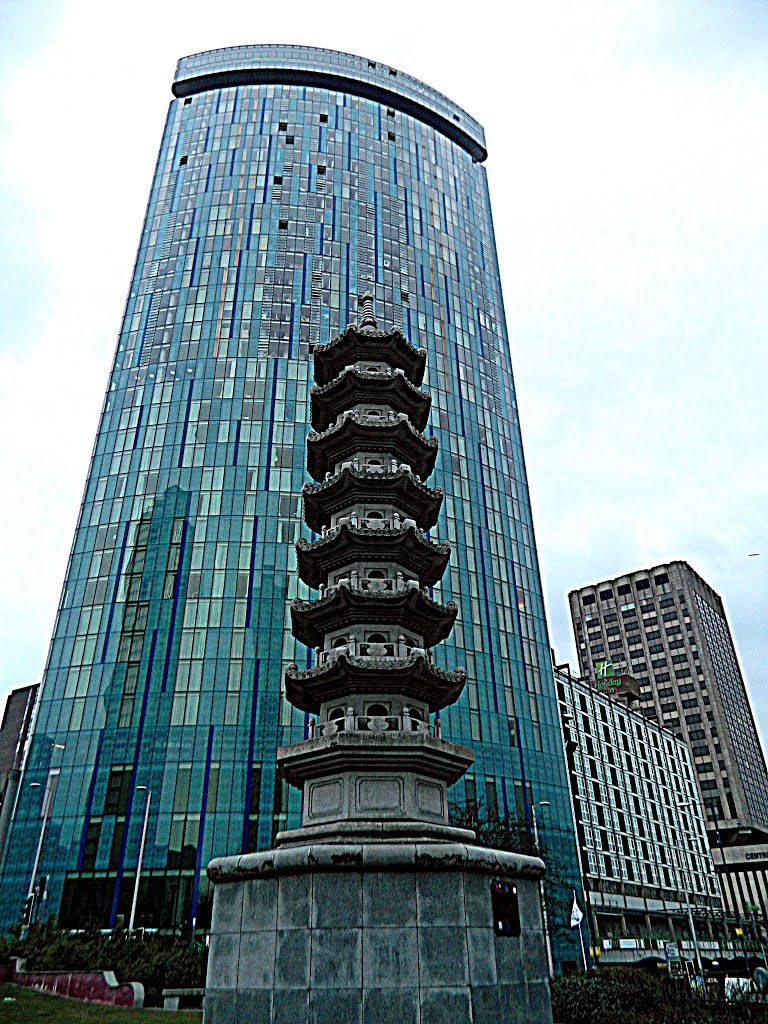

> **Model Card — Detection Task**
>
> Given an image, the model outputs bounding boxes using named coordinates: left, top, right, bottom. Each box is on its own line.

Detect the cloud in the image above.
left=1, top=0, right=767, bottom=756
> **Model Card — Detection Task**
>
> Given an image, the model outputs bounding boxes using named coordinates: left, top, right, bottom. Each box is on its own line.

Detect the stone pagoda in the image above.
left=204, top=298, right=554, bottom=1024
left=279, top=293, right=473, bottom=842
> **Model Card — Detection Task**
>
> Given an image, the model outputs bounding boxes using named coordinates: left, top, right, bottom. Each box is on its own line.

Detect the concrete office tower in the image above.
left=569, top=561, right=768, bottom=833
left=0, top=686, right=38, bottom=862
left=0, top=686, right=37, bottom=806
left=204, top=305, right=553, bottom=1024
left=0, top=46, right=579, bottom=947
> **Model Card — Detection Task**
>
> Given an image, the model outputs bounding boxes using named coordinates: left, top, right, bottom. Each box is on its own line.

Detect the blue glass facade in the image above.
left=0, top=45, right=580, bottom=961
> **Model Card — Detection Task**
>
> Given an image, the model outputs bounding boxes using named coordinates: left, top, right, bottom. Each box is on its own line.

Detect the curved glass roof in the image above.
left=174, top=44, right=487, bottom=161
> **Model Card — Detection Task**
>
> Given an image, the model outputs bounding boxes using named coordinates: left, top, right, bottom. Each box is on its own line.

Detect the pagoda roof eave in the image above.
left=310, top=368, right=431, bottom=432
left=306, top=413, right=438, bottom=481
left=312, top=324, right=427, bottom=387
left=284, top=655, right=467, bottom=714
left=296, top=524, right=450, bottom=589
left=290, top=585, right=458, bottom=649
left=302, top=467, right=443, bottom=533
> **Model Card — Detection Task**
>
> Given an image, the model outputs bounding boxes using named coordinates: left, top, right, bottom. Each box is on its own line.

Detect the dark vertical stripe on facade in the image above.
left=246, top=203, right=255, bottom=250
left=132, top=406, right=144, bottom=450
left=75, top=728, right=106, bottom=870
left=475, top=458, right=500, bottom=716
left=476, top=309, right=485, bottom=358
left=228, top=252, right=243, bottom=338
left=262, top=137, right=273, bottom=204
left=245, top=517, right=260, bottom=628
left=499, top=775, right=510, bottom=818
left=100, top=522, right=131, bottom=664
left=134, top=294, right=154, bottom=368
left=177, top=383, right=195, bottom=468
left=452, top=338, right=466, bottom=436
left=109, top=627, right=158, bottom=926
left=262, top=371, right=279, bottom=489
left=191, top=725, right=215, bottom=927
left=170, top=167, right=183, bottom=212
left=242, top=659, right=261, bottom=852
left=513, top=715, right=532, bottom=829
left=161, top=516, right=190, bottom=692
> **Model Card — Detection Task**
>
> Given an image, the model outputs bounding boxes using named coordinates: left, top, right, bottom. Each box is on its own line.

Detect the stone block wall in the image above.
left=205, top=843, right=552, bottom=1024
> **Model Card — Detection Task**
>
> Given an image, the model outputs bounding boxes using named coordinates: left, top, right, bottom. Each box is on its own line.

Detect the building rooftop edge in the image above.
left=173, top=44, right=487, bottom=162
left=568, top=559, right=722, bottom=602
left=553, top=660, right=696, bottom=754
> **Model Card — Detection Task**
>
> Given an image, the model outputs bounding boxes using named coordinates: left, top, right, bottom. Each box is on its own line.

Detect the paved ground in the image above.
left=0, top=984, right=202, bottom=1022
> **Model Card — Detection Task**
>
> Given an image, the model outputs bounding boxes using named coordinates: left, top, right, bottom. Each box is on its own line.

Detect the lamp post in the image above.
left=676, top=799, right=706, bottom=995
left=128, top=786, right=151, bottom=934
left=532, top=799, right=554, bottom=976
left=25, top=743, right=65, bottom=928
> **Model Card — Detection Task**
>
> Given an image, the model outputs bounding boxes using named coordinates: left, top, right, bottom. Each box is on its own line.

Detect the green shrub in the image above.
left=5, top=921, right=207, bottom=1005
left=552, top=968, right=768, bottom=1024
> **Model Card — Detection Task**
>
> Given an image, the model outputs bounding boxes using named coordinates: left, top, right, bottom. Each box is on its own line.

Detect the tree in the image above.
left=450, top=800, right=584, bottom=966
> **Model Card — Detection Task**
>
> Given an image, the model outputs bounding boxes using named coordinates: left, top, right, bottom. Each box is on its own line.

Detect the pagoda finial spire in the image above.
left=358, top=291, right=377, bottom=330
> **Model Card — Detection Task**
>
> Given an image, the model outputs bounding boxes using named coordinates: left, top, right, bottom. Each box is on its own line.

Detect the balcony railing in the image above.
left=324, top=513, right=418, bottom=534
left=315, top=641, right=430, bottom=663
left=332, top=456, right=412, bottom=477
left=319, top=576, right=421, bottom=597
left=308, top=712, right=441, bottom=739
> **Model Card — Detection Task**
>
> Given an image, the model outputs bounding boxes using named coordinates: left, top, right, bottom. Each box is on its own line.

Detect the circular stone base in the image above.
left=208, top=838, right=545, bottom=885
left=205, top=840, right=551, bottom=1024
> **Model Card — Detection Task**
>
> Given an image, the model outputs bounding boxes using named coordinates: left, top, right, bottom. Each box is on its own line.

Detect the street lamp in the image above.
left=25, top=743, right=65, bottom=927
left=675, top=799, right=706, bottom=993
left=531, top=800, right=554, bottom=976
left=128, top=786, right=152, bottom=934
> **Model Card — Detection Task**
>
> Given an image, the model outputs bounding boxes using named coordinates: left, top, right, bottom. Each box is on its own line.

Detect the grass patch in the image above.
left=0, top=984, right=202, bottom=1022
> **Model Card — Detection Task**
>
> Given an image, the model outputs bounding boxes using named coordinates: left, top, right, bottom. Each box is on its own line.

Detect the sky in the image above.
left=1, top=0, right=767, bottom=740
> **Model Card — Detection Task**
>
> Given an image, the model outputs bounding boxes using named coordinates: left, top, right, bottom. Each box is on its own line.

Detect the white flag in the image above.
left=570, top=892, right=584, bottom=928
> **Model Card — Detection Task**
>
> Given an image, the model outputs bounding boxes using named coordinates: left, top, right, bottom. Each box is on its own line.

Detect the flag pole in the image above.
left=578, top=918, right=588, bottom=971
left=571, top=890, right=588, bottom=971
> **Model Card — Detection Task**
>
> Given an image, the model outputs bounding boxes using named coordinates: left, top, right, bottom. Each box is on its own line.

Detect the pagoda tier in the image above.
left=306, top=412, right=438, bottom=482
left=291, top=585, right=457, bottom=649
left=284, top=654, right=467, bottom=714
left=302, top=467, right=443, bottom=533
left=313, top=324, right=427, bottom=387
left=310, top=368, right=431, bottom=433
left=296, top=524, right=450, bottom=589
left=279, top=731, right=474, bottom=788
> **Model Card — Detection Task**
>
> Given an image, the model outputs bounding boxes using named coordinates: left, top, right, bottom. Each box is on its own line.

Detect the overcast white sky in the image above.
left=1, top=0, right=767, bottom=743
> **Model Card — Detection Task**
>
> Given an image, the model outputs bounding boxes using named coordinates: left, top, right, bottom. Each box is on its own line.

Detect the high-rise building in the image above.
left=554, top=662, right=723, bottom=968
left=0, top=46, right=580, bottom=949
left=569, top=561, right=768, bottom=835
left=0, top=686, right=37, bottom=806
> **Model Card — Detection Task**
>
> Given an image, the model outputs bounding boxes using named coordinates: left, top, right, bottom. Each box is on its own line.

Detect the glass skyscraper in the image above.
left=0, top=45, right=580, bottom=959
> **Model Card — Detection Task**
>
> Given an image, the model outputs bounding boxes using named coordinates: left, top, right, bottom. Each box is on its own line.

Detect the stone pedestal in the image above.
left=204, top=841, right=553, bottom=1024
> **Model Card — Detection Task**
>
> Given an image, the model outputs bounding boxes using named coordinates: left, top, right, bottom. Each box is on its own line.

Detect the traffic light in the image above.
left=21, top=895, right=34, bottom=926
